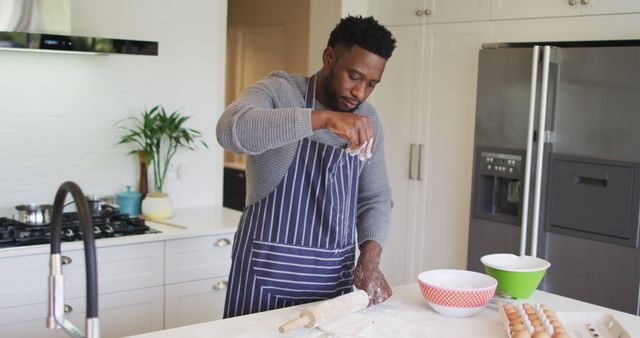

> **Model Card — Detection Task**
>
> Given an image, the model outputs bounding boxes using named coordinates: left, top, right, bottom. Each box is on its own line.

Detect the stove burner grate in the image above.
left=0, top=211, right=160, bottom=248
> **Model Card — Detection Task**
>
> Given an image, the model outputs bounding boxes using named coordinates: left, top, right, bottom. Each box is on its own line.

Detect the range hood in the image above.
left=0, top=0, right=158, bottom=55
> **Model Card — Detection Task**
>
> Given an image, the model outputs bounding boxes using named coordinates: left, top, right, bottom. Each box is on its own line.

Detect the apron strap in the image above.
left=305, top=74, right=316, bottom=110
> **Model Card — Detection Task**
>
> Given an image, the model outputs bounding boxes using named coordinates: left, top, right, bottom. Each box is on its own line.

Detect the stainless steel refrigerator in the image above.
left=466, top=41, right=640, bottom=315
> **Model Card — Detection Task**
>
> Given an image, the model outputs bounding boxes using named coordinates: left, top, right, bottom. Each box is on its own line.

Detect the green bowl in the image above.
left=481, top=253, right=550, bottom=299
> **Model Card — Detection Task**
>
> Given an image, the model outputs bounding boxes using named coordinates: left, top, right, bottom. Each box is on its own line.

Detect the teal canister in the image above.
left=116, top=186, right=142, bottom=217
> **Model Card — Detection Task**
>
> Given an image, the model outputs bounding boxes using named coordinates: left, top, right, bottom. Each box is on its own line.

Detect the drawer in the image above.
left=64, top=241, right=164, bottom=298
left=164, top=277, right=228, bottom=328
left=165, top=233, right=234, bottom=284
left=0, top=252, right=49, bottom=309
left=0, top=241, right=164, bottom=309
left=547, top=156, right=640, bottom=247
left=0, top=286, right=164, bottom=338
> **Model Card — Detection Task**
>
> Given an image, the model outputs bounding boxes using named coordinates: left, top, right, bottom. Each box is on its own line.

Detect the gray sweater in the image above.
left=216, top=71, right=393, bottom=246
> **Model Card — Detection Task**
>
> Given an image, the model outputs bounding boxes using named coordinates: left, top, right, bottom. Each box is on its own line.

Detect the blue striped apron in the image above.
left=223, top=75, right=362, bottom=318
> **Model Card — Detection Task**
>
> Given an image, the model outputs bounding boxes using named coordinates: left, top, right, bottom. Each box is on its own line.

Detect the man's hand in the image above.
left=353, top=240, right=392, bottom=306
left=311, top=110, right=374, bottom=152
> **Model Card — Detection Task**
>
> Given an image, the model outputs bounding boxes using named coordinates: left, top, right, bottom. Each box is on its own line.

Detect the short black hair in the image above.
left=327, top=15, right=396, bottom=60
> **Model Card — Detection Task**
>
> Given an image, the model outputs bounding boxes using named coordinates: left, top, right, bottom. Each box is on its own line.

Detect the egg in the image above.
left=523, top=303, right=533, bottom=310
left=533, top=325, right=545, bottom=332
left=512, top=320, right=526, bottom=326
left=549, top=319, right=561, bottom=327
left=508, top=312, right=522, bottom=321
left=532, top=332, right=550, bottom=338
left=512, top=330, right=532, bottom=338
left=539, top=304, right=549, bottom=310
left=553, top=326, right=566, bottom=334
left=510, top=323, right=526, bottom=332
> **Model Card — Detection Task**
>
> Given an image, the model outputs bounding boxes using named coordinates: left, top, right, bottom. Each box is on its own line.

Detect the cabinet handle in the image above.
left=214, top=238, right=231, bottom=247
left=62, top=256, right=72, bottom=265
left=415, top=10, right=424, bottom=16
left=64, top=304, right=73, bottom=313
left=568, top=0, right=577, bottom=6
left=423, top=9, right=432, bottom=15
left=212, top=281, right=228, bottom=290
left=417, top=144, right=424, bottom=181
left=409, top=144, right=417, bottom=179
left=580, top=0, right=589, bottom=4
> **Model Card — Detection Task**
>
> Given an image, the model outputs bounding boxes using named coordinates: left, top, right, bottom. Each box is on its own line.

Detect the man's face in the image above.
left=323, top=45, right=387, bottom=112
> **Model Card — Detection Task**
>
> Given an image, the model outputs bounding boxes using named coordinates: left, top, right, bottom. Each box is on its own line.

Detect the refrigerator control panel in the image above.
left=480, top=152, right=522, bottom=178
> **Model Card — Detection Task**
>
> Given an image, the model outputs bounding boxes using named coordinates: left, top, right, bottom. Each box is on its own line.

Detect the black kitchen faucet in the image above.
left=47, top=181, right=100, bottom=338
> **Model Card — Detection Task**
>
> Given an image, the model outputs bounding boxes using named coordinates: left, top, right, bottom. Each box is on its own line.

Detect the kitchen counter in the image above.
left=0, top=206, right=242, bottom=258
left=126, top=283, right=640, bottom=338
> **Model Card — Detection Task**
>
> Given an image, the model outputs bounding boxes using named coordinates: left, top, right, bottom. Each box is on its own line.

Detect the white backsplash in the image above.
left=0, top=0, right=228, bottom=217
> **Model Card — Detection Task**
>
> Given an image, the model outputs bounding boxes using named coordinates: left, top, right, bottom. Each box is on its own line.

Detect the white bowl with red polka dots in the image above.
left=418, top=269, right=498, bottom=318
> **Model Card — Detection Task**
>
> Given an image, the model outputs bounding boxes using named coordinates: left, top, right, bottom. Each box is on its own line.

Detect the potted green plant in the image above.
left=117, top=105, right=208, bottom=219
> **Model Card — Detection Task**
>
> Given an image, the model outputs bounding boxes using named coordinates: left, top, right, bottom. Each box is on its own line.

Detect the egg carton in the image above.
left=498, top=302, right=632, bottom=338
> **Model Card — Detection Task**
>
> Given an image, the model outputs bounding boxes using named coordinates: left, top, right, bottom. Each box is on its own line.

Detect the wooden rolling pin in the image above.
left=278, top=289, right=369, bottom=334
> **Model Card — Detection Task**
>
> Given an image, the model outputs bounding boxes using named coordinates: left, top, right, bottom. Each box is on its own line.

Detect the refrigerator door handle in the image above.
left=530, top=46, right=553, bottom=258
left=520, top=46, right=541, bottom=257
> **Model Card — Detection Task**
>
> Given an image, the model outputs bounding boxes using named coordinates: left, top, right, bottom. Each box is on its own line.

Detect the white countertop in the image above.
left=0, top=206, right=242, bottom=258
left=126, top=283, right=640, bottom=338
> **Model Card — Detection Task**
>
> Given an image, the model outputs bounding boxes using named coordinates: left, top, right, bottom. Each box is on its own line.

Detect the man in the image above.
left=217, top=15, right=396, bottom=318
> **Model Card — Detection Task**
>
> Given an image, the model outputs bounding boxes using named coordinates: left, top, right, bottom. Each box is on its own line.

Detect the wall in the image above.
left=307, top=0, right=370, bottom=74
left=0, top=0, right=227, bottom=216
left=307, top=0, right=341, bottom=74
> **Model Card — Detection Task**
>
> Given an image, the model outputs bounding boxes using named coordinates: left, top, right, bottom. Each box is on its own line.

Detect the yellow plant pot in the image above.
left=141, top=192, right=173, bottom=220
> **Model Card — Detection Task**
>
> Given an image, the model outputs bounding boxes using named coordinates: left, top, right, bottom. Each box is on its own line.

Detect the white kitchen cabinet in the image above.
left=63, top=241, right=164, bottom=297
left=580, top=0, right=640, bottom=15
left=165, top=277, right=229, bottom=328
left=491, top=0, right=579, bottom=19
left=491, top=13, right=640, bottom=43
left=0, top=251, right=50, bottom=310
left=164, top=233, right=234, bottom=327
left=413, top=22, right=490, bottom=274
left=0, top=286, right=164, bottom=338
left=0, top=242, right=164, bottom=337
left=165, top=233, right=234, bottom=284
left=0, top=242, right=163, bottom=309
left=491, top=0, right=640, bottom=20
left=374, top=21, right=490, bottom=285
left=372, top=24, right=424, bottom=286
left=369, top=0, right=490, bottom=26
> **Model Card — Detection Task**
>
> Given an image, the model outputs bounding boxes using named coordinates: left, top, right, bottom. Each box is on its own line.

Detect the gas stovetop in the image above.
left=0, top=211, right=160, bottom=248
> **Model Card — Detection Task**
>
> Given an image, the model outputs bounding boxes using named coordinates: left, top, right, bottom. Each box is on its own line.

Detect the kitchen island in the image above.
left=127, top=283, right=640, bottom=338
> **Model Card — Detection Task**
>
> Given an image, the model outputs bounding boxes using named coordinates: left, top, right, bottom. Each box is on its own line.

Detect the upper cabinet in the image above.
left=370, top=0, right=640, bottom=25
left=491, top=0, right=640, bottom=20
left=491, top=0, right=579, bottom=19
left=580, top=0, right=640, bottom=16
left=369, top=0, right=491, bottom=26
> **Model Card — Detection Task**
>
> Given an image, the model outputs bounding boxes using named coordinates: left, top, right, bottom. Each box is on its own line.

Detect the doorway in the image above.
left=223, top=0, right=310, bottom=210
